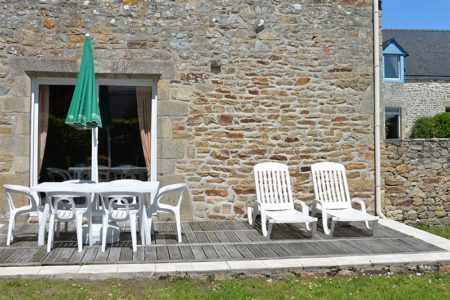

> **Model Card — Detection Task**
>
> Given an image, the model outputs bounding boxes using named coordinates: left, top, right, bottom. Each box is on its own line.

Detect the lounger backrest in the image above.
left=311, top=162, right=352, bottom=209
left=254, top=162, right=294, bottom=210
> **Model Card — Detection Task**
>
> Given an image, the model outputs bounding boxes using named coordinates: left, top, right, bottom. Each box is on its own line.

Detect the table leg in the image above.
left=38, top=203, right=49, bottom=246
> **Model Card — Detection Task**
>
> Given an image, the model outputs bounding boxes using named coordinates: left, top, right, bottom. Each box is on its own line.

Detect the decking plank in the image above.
left=205, top=232, right=220, bottom=243
left=4, top=248, right=39, bottom=264
left=223, top=244, right=244, bottom=259
left=144, top=246, right=157, bottom=261
left=213, top=245, right=231, bottom=259
left=224, top=232, right=241, bottom=243
left=194, top=232, right=209, bottom=243
left=30, top=247, right=49, bottom=263
left=133, top=248, right=145, bottom=262
left=107, top=248, right=121, bottom=262
left=235, top=231, right=252, bottom=243
left=178, top=245, right=195, bottom=261
left=214, top=232, right=231, bottom=243
left=235, top=244, right=255, bottom=258
left=43, top=248, right=63, bottom=264
left=57, top=248, right=76, bottom=263
left=156, top=246, right=170, bottom=260
left=185, top=232, right=199, bottom=244
left=168, top=245, right=182, bottom=260
left=202, top=245, right=219, bottom=259
left=189, top=222, right=203, bottom=231
left=120, top=247, right=133, bottom=262
left=246, top=244, right=267, bottom=258
left=190, top=245, right=206, bottom=260
left=81, top=247, right=98, bottom=263
left=199, top=222, right=212, bottom=232
left=207, top=221, right=221, bottom=231
left=0, top=249, right=16, bottom=264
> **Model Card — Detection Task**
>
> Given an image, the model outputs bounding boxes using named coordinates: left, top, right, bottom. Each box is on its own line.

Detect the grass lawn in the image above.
left=415, top=225, right=450, bottom=239
left=0, top=274, right=448, bottom=300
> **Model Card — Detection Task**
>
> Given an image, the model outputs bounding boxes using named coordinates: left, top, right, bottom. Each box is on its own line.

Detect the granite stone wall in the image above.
left=382, top=140, right=450, bottom=226
left=0, top=0, right=376, bottom=221
left=383, top=81, right=450, bottom=138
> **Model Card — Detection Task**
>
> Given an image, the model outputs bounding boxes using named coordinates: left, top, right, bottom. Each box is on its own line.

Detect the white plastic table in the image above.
left=31, top=180, right=159, bottom=246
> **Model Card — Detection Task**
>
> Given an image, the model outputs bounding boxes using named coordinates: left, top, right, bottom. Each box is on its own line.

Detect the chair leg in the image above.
left=329, top=218, right=337, bottom=237
left=251, top=203, right=259, bottom=227
left=88, top=208, right=93, bottom=246
left=267, top=221, right=273, bottom=238
left=47, top=215, right=55, bottom=252
left=101, top=214, right=109, bottom=252
left=175, top=212, right=182, bottom=243
left=38, top=204, right=49, bottom=246
left=76, top=216, right=83, bottom=252
left=322, top=212, right=331, bottom=236
left=6, top=213, right=15, bottom=246
left=261, top=213, right=268, bottom=237
left=130, top=214, right=137, bottom=252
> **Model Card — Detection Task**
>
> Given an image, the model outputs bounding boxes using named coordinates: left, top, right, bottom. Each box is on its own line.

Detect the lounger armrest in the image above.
left=310, top=199, right=323, bottom=211
left=351, top=198, right=367, bottom=214
left=294, top=200, right=309, bottom=216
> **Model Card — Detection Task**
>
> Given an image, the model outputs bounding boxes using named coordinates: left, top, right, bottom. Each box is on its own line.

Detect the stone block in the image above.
left=157, top=117, right=172, bottom=138
left=158, top=139, right=186, bottom=159
left=2, top=97, right=30, bottom=113
left=157, top=79, right=170, bottom=100
left=157, top=159, right=176, bottom=174
left=172, top=85, right=192, bottom=101
left=15, top=75, right=31, bottom=97
left=158, top=100, right=189, bottom=116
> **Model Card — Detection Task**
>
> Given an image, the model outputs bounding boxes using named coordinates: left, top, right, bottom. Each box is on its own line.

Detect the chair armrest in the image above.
left=294, top=200, right=309, bottom=216
left=310, top=199, right=323, bottom=211
left=351, top=198, right=367, bottom=214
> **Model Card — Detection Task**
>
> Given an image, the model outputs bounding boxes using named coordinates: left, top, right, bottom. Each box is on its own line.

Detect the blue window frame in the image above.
left=383, top=40, right=407, bottom=83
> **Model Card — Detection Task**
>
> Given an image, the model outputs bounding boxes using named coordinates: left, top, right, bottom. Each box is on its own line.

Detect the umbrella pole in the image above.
left=91, top=128, right=99, bottom=182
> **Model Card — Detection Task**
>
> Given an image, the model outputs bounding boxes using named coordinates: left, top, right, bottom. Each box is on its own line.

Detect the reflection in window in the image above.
left=385, top=107, right=401, bottom=139
left=384, top=55, right=400, bottom=79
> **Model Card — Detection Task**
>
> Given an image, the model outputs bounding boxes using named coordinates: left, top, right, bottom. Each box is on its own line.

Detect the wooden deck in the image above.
left=0, top=220, right=445, bottom=266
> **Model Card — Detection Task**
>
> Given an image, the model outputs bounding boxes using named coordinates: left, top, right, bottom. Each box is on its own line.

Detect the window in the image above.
left=446, top=107, right=450, bottom=113
left=382, top=40, right=407, bottom=83
left=384, top=55, right=400, bottom=79
left=385, top=107, right=401, bottom=139
left=30, top=79, right=157, bottom=185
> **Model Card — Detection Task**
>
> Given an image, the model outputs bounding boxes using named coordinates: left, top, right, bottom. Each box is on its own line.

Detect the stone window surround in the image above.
left=9, top=57, right=177, bottom=185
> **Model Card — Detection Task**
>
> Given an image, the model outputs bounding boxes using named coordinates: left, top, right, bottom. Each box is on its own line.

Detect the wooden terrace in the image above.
left=0, top=219, right=445, bottom=266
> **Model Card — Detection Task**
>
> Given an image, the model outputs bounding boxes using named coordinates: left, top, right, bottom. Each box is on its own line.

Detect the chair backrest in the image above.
left=155, top=183, right=186, bottom=207
left=47, top=168, right=72, bottom=182
left=99, top=191, right=143, bottom=220
left=310, top=162, right=352, bottom=210
left=46, top=191, right=90, bottom=219
left=253, top=162, right=294, bottom=211
left=3, top=184, right=39, bottom=212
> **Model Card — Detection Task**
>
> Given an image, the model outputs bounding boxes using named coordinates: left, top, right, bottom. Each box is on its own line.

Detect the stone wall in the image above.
left=382, top=140, right=450, bottom=226
left=0, top=0, right=376, bottom=221
left=383, top=81, right=450, bottom=138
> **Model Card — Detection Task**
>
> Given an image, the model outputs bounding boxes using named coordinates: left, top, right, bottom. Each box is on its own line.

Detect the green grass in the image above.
left=415, top=225, right=450, bottom=239
left=0, top=274, right=449, bottom=300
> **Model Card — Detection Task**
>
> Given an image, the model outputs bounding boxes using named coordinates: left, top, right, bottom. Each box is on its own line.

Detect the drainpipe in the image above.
left=373, top=0, right=386, bottom=218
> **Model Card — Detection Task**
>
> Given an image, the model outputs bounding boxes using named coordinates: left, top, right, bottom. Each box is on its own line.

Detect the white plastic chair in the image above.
left=46, top=191, right=91, bottom=252
left=98, top=191, right=142, bottom=252
left=249, top=162, right=317, bottom=238
left=310, top=162, right=379, bottom=236
left=150, top=183, right=187, bottom=243
left=3, top=184, right=47, bottom=246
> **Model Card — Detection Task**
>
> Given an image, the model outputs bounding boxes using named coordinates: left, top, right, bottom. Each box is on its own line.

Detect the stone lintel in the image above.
left=10, top=58, right=175, bottom=80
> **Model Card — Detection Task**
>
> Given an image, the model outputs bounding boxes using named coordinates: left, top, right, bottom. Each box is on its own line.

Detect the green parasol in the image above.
left=65, top=34, right=102, bottom=129
left=65, top=33, right=101, bottom=182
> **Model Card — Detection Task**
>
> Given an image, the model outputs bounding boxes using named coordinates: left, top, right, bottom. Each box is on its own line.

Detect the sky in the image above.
left=382, top=0, right=450, bottom=30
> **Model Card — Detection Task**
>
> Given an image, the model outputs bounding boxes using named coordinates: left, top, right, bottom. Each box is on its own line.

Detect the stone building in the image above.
left=382, top=29, right=450, bottom=139
left=381, top=29, right=450, bottom=226
left=0, top=0, right=377, bottom=221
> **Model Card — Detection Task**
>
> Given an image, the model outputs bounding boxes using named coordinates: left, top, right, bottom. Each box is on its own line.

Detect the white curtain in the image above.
left=38, top=85, right=49, bottom=172
left=136, top=87, right=152, bottom=176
